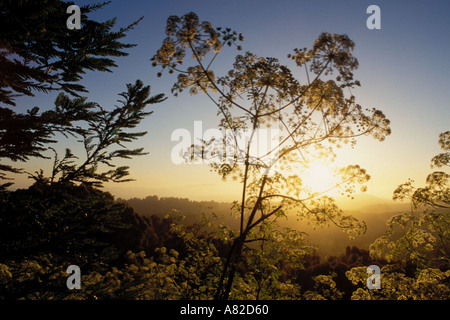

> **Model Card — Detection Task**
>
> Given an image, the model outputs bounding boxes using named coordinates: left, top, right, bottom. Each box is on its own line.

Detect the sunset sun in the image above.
left=302, top=162, right=337, bottom=194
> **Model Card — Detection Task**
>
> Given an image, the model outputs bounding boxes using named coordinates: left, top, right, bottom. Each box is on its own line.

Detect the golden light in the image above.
left=301, top=161, right=337, bottom=194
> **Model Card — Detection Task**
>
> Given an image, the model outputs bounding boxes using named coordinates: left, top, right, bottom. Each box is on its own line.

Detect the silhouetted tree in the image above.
left=0, top=1, right=174, bottom=300
left=153, top=12, right=391, bottom=299
left=0, top=0, right=142, bottom=104
left=24, top=80, right=166, bottom=187
left=0, top=0, right=143, bottom=185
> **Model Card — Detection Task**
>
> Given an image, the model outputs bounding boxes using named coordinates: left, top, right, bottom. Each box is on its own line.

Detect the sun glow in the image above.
left=301, top=162, right=338, bottom=195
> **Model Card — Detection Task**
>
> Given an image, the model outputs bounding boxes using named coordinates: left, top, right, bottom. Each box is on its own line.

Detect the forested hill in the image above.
left=121, top=195, right=411, bottom=257
left=121, top=195, right=232, bottom=218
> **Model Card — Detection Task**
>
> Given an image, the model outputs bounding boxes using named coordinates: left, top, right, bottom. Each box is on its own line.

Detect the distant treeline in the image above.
left=121, top=195, right=232, bottom=218
left=121, top=195, right=407, bottom=257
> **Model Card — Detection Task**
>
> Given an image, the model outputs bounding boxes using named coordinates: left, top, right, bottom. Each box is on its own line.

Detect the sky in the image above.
left=10, top=0, right=450, bottom=204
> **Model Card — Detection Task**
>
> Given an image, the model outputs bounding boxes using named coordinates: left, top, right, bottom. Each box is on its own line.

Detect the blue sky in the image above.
left=12, top=0, right=450, bottom=203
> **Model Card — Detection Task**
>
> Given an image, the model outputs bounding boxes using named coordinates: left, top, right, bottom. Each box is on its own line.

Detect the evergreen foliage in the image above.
left=0, top=0, right=146, bottom=185
left=0, top=0, right=142, bottom=104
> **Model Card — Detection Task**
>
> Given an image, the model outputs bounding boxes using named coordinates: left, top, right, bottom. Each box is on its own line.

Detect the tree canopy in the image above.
left=0, top=0, right=153, bottom=187
left=0, top=0, right=142, bottom=105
